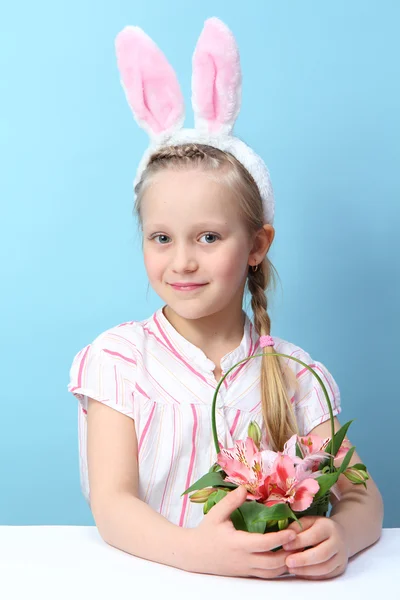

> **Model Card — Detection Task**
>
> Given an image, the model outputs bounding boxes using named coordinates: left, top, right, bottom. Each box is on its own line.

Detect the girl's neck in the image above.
left=162, top=304, right=246, bottom=360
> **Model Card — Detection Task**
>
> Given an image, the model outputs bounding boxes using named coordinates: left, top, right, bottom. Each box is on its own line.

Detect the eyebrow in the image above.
left=144, top=221, right=229, bottom=231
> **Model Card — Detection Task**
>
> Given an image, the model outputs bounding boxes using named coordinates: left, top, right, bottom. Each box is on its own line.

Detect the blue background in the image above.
left=1, top=1, right=398, bottom=527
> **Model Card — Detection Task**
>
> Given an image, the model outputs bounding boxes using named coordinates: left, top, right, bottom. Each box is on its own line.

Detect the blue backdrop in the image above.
left=1, top=1, right=398, bottom=526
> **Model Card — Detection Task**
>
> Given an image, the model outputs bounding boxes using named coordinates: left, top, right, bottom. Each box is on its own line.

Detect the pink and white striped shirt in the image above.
left=68, top=306, right=341, bottom=528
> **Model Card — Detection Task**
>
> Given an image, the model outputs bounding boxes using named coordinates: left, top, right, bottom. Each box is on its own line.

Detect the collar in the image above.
left=151, top=306, right=259, bottom=374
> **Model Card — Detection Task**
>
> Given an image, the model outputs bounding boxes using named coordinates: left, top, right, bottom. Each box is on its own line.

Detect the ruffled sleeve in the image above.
left=277, top=342, right=342, bottom=436
left=67, top=331, right=137, bottom=418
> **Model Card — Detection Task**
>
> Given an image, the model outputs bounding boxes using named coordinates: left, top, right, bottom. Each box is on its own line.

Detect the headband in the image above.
left=115, top=17, right=275, bottom=224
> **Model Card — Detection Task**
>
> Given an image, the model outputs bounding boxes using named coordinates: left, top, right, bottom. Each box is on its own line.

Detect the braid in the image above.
left=248, top=261, right=299, bottom=451
left=247, top=267, right=269, bottom=336
left=148, top=144, right=208, bottom=165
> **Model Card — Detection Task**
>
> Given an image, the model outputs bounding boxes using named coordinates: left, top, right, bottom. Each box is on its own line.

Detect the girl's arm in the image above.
left=311, top=417, right=384, bottom=557
left=86, top=398, right=298, bottom=578
left=86, top=397, right=190, bottom=569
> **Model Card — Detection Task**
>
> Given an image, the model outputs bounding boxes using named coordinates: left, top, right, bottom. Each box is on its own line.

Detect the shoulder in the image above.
left=91, top=320, right=141, bottom=355
left=272, top=336, right=342, bottom=435
left=271, top=335, right=340, bottom=394
left=271, top=336, right=315, bottom=368
left=69, top=314, right=155, bottom=375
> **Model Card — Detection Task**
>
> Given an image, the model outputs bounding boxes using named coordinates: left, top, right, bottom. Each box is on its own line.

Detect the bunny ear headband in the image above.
left=115, top=17, right=275, bottom=224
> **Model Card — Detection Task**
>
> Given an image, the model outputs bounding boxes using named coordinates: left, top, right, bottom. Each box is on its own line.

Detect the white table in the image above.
left=0, top=527, right=399, bottom=599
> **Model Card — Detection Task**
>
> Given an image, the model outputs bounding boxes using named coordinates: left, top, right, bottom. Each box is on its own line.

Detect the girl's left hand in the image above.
left=281, top=516, right=350, bottom=580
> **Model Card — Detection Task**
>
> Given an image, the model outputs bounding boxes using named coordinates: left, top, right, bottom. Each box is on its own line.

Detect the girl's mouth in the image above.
left=169, top=283, right=208, bottom=292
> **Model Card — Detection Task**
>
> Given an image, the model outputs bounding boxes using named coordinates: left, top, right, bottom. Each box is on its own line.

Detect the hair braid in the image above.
left=247, top=261, right=299, bottom=451
left=148, top=144, right=208, bottom=165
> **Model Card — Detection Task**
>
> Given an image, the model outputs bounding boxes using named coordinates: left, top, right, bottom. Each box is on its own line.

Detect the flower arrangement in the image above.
left=182, top=338, right=369, bottom=536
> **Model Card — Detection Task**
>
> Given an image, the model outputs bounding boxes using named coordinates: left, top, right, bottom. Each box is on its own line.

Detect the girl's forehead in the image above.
left=141, top=169, right=241, bottom=221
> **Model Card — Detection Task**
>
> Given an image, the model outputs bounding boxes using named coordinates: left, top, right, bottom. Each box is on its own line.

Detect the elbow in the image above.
left=376, top=487, right=385, bottom=532
left=89, top=488, right=139, bottom=547
left=89, top=491, right=119, bottom=545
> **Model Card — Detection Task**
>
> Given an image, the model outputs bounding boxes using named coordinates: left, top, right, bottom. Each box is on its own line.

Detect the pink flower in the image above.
left=284, top=433, right=333, bottom=474
left=260, top=454, right=320, bottom=512
left=299, top=434, right=330, bottom=455
left=217, top=437, right=266, bottom=499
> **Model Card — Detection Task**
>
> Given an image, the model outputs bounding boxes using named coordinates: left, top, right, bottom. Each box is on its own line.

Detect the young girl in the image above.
left=68, top=18, right=383, bottom=580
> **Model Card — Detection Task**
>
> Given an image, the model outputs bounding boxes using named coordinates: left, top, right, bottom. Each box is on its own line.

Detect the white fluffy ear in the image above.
left=115, top=26, right=185, bottom=141
left=192, top=18, right=242, bottom=135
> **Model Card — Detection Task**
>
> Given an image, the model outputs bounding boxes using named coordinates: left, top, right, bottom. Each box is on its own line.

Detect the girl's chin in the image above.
left=165, top=298, right=234, bottom=322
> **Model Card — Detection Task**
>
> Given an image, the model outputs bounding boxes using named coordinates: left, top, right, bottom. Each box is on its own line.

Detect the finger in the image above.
left=286, top=516, right=321, bottom=535
left=283, top=522, right=330, bottom=551
left=243, top=528, right=297, bottom=553
left=253, top=550, right=294, bottom=571
left=292, top=564, right=345, bottom=581
left=286, top=540, right=337, bottom=569
left=288, top=554, right=341, bottom=578
left=250, top=565, right=289, bottom=580
left=207, top=485, right=247, bottom=524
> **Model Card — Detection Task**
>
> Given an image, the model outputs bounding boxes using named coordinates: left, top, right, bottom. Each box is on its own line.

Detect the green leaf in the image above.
left=324, top=420, right=354, bottom=457
left=230, top=507, right=248, bottom=531
left=296, top=442, right=304, bottom=459
left=313, top=472, right=340, bottom=500
left=252, top=502, right=294, bottom=525
left=239, top=501, right=271, bottom=533
left=182, top=472, right=236, bottom=496
left=203, top=489, right=227, bottom=514
left=338, top=446, right=356, bottom=475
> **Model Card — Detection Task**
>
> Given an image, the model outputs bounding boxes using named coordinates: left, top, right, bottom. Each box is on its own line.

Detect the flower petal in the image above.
left=259, top=449, right=278, bottom=476
left=283, top=434, right=299, bottom=458
left=299, top=435, right=329, bottom=455
left=291, top=478, right=320, bottom=511
left=274, top=454, right=296, bottom=488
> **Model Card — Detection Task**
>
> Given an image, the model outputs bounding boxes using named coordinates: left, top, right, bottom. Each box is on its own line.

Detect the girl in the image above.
left=68, top=18, right=383, bottom=580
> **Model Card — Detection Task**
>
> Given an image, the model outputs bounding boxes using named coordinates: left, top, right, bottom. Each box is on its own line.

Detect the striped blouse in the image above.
left=67, top=306, right=341, bottom=528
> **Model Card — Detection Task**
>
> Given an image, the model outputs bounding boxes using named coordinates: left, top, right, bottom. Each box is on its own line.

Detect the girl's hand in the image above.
left=184, top=486, right=298, bottom=579
left=282, top=516, right=350, bottom=580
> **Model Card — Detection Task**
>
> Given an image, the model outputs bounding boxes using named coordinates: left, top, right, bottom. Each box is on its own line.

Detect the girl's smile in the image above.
left=169, top=282, right=208, bottom=292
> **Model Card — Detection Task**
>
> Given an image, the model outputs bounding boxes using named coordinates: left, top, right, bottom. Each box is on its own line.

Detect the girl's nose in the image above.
left=171, top=245, right=198, bottom=273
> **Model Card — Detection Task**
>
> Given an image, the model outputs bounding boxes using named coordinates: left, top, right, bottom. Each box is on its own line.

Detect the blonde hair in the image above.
left=134, top=144, right=299, bottom=451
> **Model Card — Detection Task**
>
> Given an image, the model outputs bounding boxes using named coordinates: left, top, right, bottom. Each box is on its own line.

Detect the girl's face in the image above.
left=141, top=168, right=255, bottom=321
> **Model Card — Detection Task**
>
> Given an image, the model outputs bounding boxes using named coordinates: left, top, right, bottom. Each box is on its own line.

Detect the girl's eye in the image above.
left=153, top=234, right=171, bottom=244
left=199, top=233, right=220, bottom=244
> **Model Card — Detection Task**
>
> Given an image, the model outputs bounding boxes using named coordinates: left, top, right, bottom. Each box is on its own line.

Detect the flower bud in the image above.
left=209, top=462, right=223, bottom=473
left=248, top=421, right=262, bottom=449
left=267, top=520, right=278, bottom=527
left=189, top=488, right=215, bottom=503
left=343, top=467, right=369, bottom=486
left=278, top=518, right=289, bottom=530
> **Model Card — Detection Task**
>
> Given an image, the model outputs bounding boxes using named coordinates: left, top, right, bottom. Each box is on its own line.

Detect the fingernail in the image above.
left=283, top=542, right=294, bottom=550
left=287, top=559, right=296, bottom=568
left=288, top=533, right=296, bottom=541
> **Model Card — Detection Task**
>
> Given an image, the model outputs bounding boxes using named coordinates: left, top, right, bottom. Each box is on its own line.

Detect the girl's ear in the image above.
left=248, top=225, right=275, bottom=265
left=115, top=26, right=185, bottom=141
left=192, top=17, right=242, bottom=136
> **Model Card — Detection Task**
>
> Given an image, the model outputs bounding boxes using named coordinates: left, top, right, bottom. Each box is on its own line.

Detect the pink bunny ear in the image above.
left=192, top=18, right=241, bottom=135
left=115, top=26, right=185, bottom=140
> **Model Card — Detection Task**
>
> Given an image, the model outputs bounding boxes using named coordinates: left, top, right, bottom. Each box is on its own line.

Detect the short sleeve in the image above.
left=279, top=344, right=342, bottom=436
left=67, top=332, right=136, bottom=418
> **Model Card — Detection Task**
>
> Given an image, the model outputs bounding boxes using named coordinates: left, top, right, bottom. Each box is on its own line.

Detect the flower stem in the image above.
left=211, top=352, right=335, bottom=470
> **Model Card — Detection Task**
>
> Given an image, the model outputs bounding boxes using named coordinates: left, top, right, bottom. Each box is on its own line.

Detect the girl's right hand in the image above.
left=184, top=486, right=297, bottom=579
